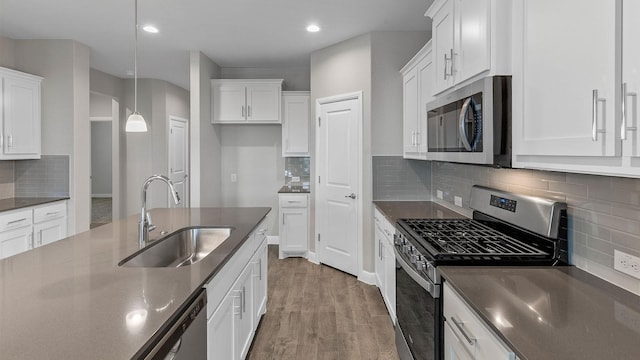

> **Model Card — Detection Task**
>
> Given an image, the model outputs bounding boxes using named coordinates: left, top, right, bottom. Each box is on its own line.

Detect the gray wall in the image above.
left=12, top=39, right=91, bottom=234
left=91, top=122, right=112, bottom=196
left=0, top=35, right=15, bottom=68
left=221, top=67, right=310, bottom=91
left=371, top=31, right=431, bottom=155
left=190, top=51, right=222, bottom=207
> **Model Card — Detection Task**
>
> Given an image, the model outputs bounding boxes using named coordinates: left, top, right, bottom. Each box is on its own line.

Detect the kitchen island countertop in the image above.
left=0, top=207, right=270, bottom=359
left=439, top=266, right=640, bottom=360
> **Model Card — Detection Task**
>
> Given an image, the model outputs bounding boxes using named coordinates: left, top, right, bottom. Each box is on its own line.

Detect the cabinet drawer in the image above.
left=374, top=208, right=395, bottom=241
left=279, top=195, right=308, bottom=208
left=443, top=282, right=515, bottom=359
left=0, top=209, right=33, bottom=232
left=34, top=201, right=67, bottom=223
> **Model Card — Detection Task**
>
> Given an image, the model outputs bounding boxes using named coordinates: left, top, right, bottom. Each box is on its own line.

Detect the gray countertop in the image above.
left=0, top=207, right=270, bottom=359
left=277, top=185, right=310, bottom=194
left=0, top=196, right=69, bottom=212
left=373, top=200, right=466, bottom=223
left=440, top=266, right=640, bottom=360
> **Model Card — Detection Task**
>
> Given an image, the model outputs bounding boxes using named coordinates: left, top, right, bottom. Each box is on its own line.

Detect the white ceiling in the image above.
left=0, top=0, right=433, bottom=89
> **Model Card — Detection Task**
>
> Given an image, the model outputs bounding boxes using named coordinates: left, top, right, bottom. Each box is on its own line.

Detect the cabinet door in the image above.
left=514, top=0, right=618, bottom=157
left=282, top=93, right=310, bottom=156
left=207, top=294, right=237, bottom=360
left=0, top=226, right=33, bottom=259
left=252, top=240, right=268, bottom=325
left=432, top=0, right=455, bottom=94
left=234, top=266, right=254, bottom=360
left=444, top=320, right=475, bottom=360
left=374, top=225, right=385, bottom=290
left=246, top=83, right=280, bottom=123
left=280, top=207, right=308, bottom=254
left=382, top=238, right=396, bottom=324
left=2, top=75, right=41, bottom=158
left=403, top=66, right=419, bottom=155
left=34, top=217, right=67, bottom=247
left=454, top=0, right=490, bottom=83
left=623, top=0, right=640, bottom=157
left=212, top=82, right=246, bottom=123
left=417, top=46, right=434, bottom=154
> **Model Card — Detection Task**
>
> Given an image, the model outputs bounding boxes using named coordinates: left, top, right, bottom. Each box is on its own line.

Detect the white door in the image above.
left=169, top=117, right=189, bottom=208
left=3, top=76, right=40, bottom=156
left=316, top=93, right=361, bottom=277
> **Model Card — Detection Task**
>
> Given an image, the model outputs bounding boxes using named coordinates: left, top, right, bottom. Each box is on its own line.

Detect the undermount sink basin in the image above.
left=119, top=227, right=232, bottom=267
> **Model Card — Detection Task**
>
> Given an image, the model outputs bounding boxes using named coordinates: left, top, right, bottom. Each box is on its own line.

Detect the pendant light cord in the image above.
left=134, top=0, right=138, bottom=114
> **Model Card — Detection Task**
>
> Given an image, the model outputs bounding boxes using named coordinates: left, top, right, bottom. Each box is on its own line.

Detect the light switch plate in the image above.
left=454, top=196, right=463, bottom=207
left=614, top=250, right=640, bottom=279
left=292, top=176, right=300, bottom=182
left=437, top=190, right=443, bottom=199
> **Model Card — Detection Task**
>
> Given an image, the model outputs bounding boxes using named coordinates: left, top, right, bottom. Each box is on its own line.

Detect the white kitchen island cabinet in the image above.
left=511, top=0, right=640, bottom=177
left=0, top=67, right=42, bottom=160
left=443, top=282, right=516, bottom=360
left=281, top=91, right=310, bottom=157
left=211, top=79, right=283, bottom=124
left=425, top=0, right=511, bottom=96
left=278, top=193, right=309, bottom=259
left=205, top=220, right=268, bottom=360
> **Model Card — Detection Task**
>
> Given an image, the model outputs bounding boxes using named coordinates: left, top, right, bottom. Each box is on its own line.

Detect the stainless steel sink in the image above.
left=119, top=227, right=232, bottom=267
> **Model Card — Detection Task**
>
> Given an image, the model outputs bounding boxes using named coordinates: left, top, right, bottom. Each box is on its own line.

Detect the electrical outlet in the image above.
left=292, top=176, right=300, bottom=182
left=437, top=190, right=443, bottom=199
left=614, top=250, right=640, bottom=279
left=454, top=196, right=463, bottom=207
left=231, top=173, right=237, bottom=183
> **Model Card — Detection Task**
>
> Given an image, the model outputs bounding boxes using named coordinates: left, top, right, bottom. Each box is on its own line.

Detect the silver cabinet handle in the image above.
left=415, top=131, right=420, bottom=146
left=242, top=105, right=245, bottom=118
left=258, top=258, right=262, bottom=280
left=234, top=291, right=242, bottom=319
left=592, top=89, right=606, bottom=141
left=345, top=193, right=356, bottom=199
left=7, top=218, right=27, bottom=225
left=450, top=48, right=455, bottom=76
left=248, top=105, right=252, bottom=117
left=450, top=316, right=476, bottom=346
left=443, top=53, right=448, bottom=80
left=458, top=97, right=474, bottom=151
left=29, top=233, right=34, bottom=249
left=7, top=135, right=12, bottom=148
left=242, top=286, right=246, bottom=313
left=622, top=82, right=638, bottom=140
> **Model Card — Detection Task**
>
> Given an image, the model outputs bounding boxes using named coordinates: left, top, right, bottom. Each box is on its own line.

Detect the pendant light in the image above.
left=125, top=0, right=148, bottom=132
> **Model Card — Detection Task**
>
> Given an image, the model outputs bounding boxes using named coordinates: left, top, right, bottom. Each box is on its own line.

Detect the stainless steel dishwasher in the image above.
left=144, top=289, right=207, bottom=360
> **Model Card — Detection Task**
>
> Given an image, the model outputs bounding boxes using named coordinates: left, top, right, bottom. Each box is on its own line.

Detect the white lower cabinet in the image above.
left=0, top=200, right=67, bottom=260
left=443, top=282, right=516, bottom=360
left=278, top=194, right=309, bottom=259
left=205, top=221, right=268, bottom=360
left=374, top=209, right=396, bottom=324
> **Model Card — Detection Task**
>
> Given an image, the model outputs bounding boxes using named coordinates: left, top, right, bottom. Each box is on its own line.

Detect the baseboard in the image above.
left=358, top=270, right=377, bottom=285
left=267, top=235, right=279, bottom=245
left=306, top=251, right=319, bottom=264
left=91, top=194, right=112, bottom=198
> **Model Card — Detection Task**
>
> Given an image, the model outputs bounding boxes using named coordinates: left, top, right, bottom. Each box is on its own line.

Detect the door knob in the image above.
left=345, top=193, right=356, bottom=199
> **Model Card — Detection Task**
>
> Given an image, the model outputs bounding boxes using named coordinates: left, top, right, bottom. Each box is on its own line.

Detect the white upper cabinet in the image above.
left=426, top=0, right=510, bottom=96
left=0, top=67, right=42, bottom=159
left=401, top=41, right=433, bottom=160
left=511, top=0, right=640, bottom=177
left=211, top=79, right=283, bottom=124
left=282, top=91, right=310, bottom=157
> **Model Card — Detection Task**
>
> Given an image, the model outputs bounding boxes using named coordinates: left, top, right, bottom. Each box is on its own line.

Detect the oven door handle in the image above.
left=394, top=247, right=440, bottom=298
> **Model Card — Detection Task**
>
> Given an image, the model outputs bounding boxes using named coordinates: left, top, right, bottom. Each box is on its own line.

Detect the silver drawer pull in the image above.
left=287, top=201, right=301, bottom=203
left=46, top=211, right=59, bottom=216
left=7, top=218, right=27, bottom=225
left=450, top=316, right=476, bottom=346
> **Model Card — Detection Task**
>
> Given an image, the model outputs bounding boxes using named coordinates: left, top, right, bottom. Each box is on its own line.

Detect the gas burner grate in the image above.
left=399, top=218, right=548, bottom=258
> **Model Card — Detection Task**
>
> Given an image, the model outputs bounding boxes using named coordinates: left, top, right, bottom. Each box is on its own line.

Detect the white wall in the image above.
left=13, top=39, right=91, bottom=234
left=190, top=51, right=222, bottom=207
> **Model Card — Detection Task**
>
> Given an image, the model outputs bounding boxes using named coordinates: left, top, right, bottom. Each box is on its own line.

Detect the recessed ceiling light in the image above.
left=306, top=24, right=320, bottom=33
left=142, top=25, right=159, bottom=34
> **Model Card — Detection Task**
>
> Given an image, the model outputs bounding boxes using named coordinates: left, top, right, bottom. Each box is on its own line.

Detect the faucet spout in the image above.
left=139, top=174, right=181, bottom=247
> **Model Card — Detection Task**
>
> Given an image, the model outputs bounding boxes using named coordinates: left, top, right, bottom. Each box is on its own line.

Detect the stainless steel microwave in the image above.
left=426, top=76, right=512, bottom=167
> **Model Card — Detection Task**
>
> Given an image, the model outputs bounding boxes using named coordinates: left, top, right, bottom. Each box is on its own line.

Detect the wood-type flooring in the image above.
left=247, top=245, right=399, bottom=360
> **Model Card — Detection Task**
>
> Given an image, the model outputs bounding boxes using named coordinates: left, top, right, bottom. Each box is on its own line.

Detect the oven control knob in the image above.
left=416, top=260, right=426, bottom=271
left=394, top=235, right=403, bottom=246
left=402, top=244, right=413, bottom=254
left=410, top=254, right=422, bottom=263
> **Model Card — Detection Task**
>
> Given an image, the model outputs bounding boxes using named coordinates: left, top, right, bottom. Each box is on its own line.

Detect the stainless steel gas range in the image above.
left=394, top=185, right=568, bottom=360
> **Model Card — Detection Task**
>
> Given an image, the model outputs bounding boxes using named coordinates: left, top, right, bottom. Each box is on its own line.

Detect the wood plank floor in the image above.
left=247, top=245, right=399, bottom=360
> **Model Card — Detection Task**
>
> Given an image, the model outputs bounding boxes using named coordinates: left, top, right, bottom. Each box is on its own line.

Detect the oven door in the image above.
left=395, top=247, right=442, bottom=360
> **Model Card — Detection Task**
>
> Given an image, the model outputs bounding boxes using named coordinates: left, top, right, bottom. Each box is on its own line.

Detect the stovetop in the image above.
left=399, top=218, right=548, bottom=258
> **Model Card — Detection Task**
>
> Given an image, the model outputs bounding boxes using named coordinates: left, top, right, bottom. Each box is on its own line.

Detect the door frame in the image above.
left=315, top=91, right=364, bottom=280
left=168, top=115, right=190, bottom=208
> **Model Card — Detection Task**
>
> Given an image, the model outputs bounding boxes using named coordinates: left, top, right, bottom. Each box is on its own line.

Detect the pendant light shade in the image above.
left=125, top=0, right=147, bottom=133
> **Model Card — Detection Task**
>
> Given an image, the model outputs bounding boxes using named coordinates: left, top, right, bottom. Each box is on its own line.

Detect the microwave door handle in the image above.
left=458, top=97, right=473, bottom=151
